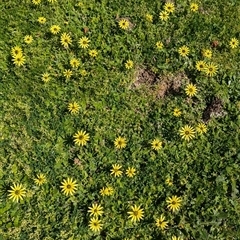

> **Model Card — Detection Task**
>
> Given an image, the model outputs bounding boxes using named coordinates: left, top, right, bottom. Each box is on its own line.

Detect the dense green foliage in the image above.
left=0, top=0, right=240, bottom=239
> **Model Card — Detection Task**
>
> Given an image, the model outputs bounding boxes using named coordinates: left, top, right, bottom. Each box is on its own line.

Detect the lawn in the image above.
left=0, top=0, right=240, bottom=239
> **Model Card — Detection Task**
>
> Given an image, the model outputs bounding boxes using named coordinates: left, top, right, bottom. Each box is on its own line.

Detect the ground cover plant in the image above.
left=0, top=0, right=240, bottom=239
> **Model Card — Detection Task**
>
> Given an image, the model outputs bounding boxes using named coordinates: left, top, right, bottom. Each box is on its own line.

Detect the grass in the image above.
left=0, top=0, right=240, bottom=239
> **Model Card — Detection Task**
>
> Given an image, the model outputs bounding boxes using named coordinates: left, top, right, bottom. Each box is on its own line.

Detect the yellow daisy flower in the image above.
left=155, top=214, right=168, bottom=230
left=164, top=2, right=175, bottom=13
left=127, top=205, right=144, bottom=222
left=114, top=136, right=127, bottom=149
left=63, top=69, right=73, bottom=79
left=166, top=177, right=173, bottom=186
left=119, top=19, right=130, bottom=30
left=166, top=195, right=182, bottom=212
left=34, top=174, right=47, bottom=186
left=195, top=60, right=206, bottom=71
left=38, top=17, right=46, bottom=24
left=79, top=36, right=90, bottom=48
left=125, top=60, right=134, bottom=69
left=159, top=11, right=169, bottom=21
left=80, top=69, right=88, bottom=76
left=229, top=38, right=239, bottom=48
left=173, top=108, right=182, bottom=117
left=172, top=236, right=183, bottom=240
left=151, top=139, right=162, bottom=151
left=8, top=183, right=26, bottom=202
left=73, top=130, right=90, bottom=146
left=185, top=83, right=197, bottom=97
left=12, top=54, right=25, bottom=66
left=11, top=46, right=23, bottom=57
left=179, top=125, right=195, bottom=141
left=42, top=73, right=50, bottom=83
left=70, top=58, right=80, bottom=68
left=178, top=45, right=190, bottom=57
left=145, top=13, right=153, bottom=22
left=196, top=122, right=207, bottom=134
left=156, top=41, right=164, bottom=50
left=68, top=102, right=80, bottom=114
left=24, top=35, right=33, bottom=44
left=126, top=167, right=136, bottom=177
left=202, top=49, right=212, bottom=58
left=60, top=178, right=77, bottom=196
left=32, top=0, right=41, bottom=4
left=100, top=186, right=114, bottom=196
left=110, top=164, right=123, bottom=177
left=50, top=25, right=61, bottom=34
left=60, top=33, right=72, bottom=48
left=190, top=3, right=199, bottom=12
left=89, top=49, right=98, bottom=57
left=88, top=218, right=103, bottom=232
left=204, top=63, right=218, bottom=77
left=88, top=203, right=104, bottom=217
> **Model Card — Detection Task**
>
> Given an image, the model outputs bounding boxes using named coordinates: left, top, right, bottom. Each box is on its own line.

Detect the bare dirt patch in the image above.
left=202, top=97, right=227, bottom=122
left=131, top=67, right=189, bottom=98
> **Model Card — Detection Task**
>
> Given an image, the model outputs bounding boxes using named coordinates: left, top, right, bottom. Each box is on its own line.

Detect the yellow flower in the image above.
left=38, top=17, right=46, bottom=24
left=166, top=177, right=173, bottom=186
left=88, top=218, right=103, bottom=232
left=172, top=236, right=183, bottom=240
left=195, top=60, right=206, bottom=71
left=50, top=25, right=61, bottom=34
left=32, top=0, right=41, bottom=4
left=125, top=60, right=133, bottom=69
left=60, top=33, right=72, bottom=48
left=80, top=69, right=88, bottom=76
left=119, top=19, right=130, bottom=30
left=100, top=186, right=114, bottom=196
left=178, top=45, right=190, bottom=57
left=173, top=108, right=181, bottom=117
left=166, top=196, right=182, bottom=212
left=68, top=102, right=80, bottom=114
left=88, top=203, right=104, bottom=217
left=185, top=83, right=197, bottom=97
left=156, top=41, right=164, bottom=50
left=73, top=130, right=90, bottom=146
left=204, top=63, right=218, bottom=77
left=70, top=58, right=80, bottom=68
left=89, top=49, right=98, bottom=57
left=63, top=69, right=73, bottom=79
left=79, top=36, right=90, bottom=48
left=48, top=0, right=57, bottom=3
left=229, top=38, right=239, bottom=48
left=34, top=174, right=47, bottom=186
left=126, top=167, right=136, bottom=177
left=8, top=183, right=26, bottom=202
left=145, top=13, right=153, bottom=22
left=114, top=136, right=127, bottom=149
left=60, top=178, right=77, bottom=196
left=159, top=11, right=169, bottom=21
left=190, top=3, right=198, bottom=12
left=42, top=73, right=50, bottom=83
left=155, top=214, right=168, bottom=230
left=110, top=164, right=123, bottom=177
left=202, top=49, right=212, bottom=58
left=196, top=122, right=207, bottom=134
left=11, top=46, right=23, bottom=57
left=127, top=205, right=144, bottom=222
left=164, top=2, right=175, bottom=13
left=179, top=125, right=195, bottom=141
left=24, top=35, right=33, bottom=44
left=12, top=54, right=25, bottom=66
left=151, top=139, right=162, bottom=151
